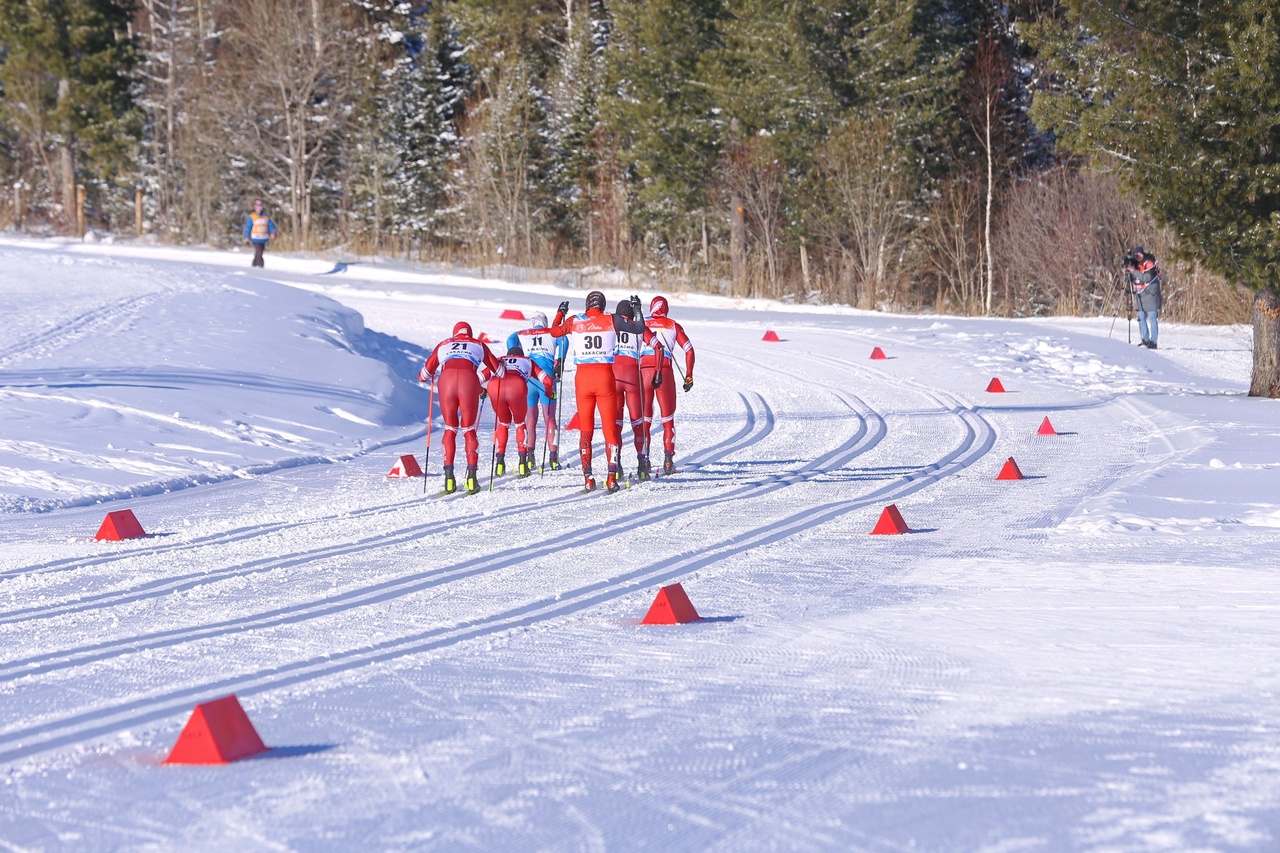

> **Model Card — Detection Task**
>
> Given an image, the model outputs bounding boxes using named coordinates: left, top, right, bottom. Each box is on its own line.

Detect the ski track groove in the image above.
left=0, top=294, right=160, bottom=368
left=0, top=381, right=1004, bottom=763
left=0, top=391, right=769, bottom=628
left=0, top=382, right=763, bottom=585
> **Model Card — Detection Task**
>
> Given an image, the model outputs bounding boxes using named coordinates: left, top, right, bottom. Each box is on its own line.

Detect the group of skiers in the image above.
left=417, top=291, right=696, bottom=495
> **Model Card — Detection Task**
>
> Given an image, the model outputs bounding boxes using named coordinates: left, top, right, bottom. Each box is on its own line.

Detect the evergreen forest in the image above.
left=3, top=0, right=1278, bottom=388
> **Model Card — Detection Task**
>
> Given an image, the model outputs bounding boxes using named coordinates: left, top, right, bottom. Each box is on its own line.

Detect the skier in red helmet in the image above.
left=548, top=291, right=649, bottom=493
left=418, top=321, right=503, bottom=494
left=486, top=344, right=555, bottom=478
left=640, top=295, right=696, bottom=475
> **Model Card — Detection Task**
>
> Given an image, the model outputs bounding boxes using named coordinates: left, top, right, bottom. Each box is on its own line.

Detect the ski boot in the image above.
left=443, top=466, right=457, bottom=495
left=494, top=454, right=506, bottom=477
left=549, top=450, right=561, bottom=471
left=518, top=451, right=531, bottom=477
left=606, top=472, right=620, bottom=494
left=636, top=454, right=650, bottom=482
left=583, top=467, right=596, bottom=492
left=662, top=452, right=676, bottom=476
left=465, top=467, right=480, bottom=494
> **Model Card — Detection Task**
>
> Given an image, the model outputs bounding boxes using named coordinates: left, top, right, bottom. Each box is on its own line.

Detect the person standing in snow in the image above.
left=486, top=344, right=555, bottom=479
left=548, top=291, right=649, bottom=493
left=612, top=299, right=661, bottom=481
left=242, top=198, right=277, bottom=268
left=1125, top=246, right=1163, bottom=349
left=506, top=311, right=569, bottom=471
left=419, top=322, right=504, bottom=494
left=641, top=295, right=696, bottom=475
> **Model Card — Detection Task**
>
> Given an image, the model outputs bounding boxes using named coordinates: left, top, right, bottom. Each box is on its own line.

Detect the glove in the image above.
left=544, top=379, right=555, bottom=397
left=479, top=389, right=488, bottom=401
left=652, top=370, right=663, bottom=389
left=683, top=377, right=694, bottom=393
left=557, top=300, right=570, bottom=316
left=630, top=294, right=642, bottom=317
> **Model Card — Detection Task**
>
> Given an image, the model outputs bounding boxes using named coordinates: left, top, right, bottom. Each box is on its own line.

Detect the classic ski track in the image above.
left=0, top=390, right=769, bottom=623
left=0, top=384, right=998, bottom=764
left=0, top=293, right=160, bottom=367
left=0, top=384, right=765, bottom=583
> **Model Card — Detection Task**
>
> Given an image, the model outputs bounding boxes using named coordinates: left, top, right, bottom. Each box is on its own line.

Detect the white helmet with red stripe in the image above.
left=649, top=295, right=669, bottom=318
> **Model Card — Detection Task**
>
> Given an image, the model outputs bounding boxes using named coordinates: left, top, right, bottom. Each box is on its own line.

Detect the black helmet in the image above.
left=1133, top=246, right=1146, bottom=256
left=615, top=299, right=634, bottom=319
left=586, top=291, right=606, bottom=312
left=507, top=344, right=524, bottom=357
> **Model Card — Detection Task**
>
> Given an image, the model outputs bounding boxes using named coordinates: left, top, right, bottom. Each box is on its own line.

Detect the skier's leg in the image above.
left=455, top=371, right=483, bottom=471
left=655, top=366, right=678, bottom=471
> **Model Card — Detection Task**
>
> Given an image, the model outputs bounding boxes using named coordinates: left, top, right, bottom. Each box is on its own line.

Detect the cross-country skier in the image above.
left=506, top=312, right=569, bottom=470
left=487, top=345, right=555, bottom=478
left=548, top=291, right=648, bottom=493
left=613, top=299, right=662, bottom=480
left=641, top=295, right=696, bottom=475
left=418, top=322, right=503, bottom=494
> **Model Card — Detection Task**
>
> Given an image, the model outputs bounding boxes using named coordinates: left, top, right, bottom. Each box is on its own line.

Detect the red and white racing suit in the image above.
left=640, top=316, right=695, bottom=456
left=549, top=307, right=648, bottom=477
left=419, top=334, right=502, bottom=470
left=486, top=354, right=553, bottom=456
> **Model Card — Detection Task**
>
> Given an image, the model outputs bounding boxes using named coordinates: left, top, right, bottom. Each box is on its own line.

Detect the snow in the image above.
left=1, top=236, right=1279, bottom=850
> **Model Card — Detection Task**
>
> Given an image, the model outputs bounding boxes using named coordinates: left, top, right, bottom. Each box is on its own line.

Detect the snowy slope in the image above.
left=1, top=237, right=1278, bottom=852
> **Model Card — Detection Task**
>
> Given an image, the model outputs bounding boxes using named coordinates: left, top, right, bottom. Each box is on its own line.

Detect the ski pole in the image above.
left=549, top=363, right=564, bottom=474
left=423, top=382, right=435, bottom=495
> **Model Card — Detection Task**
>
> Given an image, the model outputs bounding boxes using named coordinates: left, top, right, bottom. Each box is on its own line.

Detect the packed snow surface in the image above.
left=0, top=237, right=1277, bottom=851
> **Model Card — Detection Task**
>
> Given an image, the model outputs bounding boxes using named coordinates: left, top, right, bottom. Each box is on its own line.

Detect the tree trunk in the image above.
left=1250, top=286, right=1280, bottom=398
left=57, top=79, right=76, bottom=225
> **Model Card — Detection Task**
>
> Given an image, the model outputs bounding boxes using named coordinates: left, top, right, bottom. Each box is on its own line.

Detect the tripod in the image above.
left=1106, top=272, right=1137, bottom=343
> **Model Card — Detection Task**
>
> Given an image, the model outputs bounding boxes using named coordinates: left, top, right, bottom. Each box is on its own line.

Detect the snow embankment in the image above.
left=0, top=247, right=427, bottom=513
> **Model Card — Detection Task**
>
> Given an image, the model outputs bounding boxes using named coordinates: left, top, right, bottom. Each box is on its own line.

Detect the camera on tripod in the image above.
left=1122, top=250, right=1137, bottom=268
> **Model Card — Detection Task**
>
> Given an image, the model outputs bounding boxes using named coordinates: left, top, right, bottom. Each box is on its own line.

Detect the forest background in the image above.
left=0, top=0, right=1267, bottom=330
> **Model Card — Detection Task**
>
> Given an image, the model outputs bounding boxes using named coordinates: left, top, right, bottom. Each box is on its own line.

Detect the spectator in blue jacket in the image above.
left=243, top=198, right=277, bottom=268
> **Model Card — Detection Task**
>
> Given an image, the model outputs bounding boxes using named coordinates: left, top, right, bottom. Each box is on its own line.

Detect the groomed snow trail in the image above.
left=2, top=239, right=1278, bottom=851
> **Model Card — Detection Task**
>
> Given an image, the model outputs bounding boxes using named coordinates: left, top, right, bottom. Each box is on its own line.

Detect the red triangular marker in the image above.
left=564, top=412, right=581, bottom=431
left=986, top=377, right=1006, bottom=393
left=762, top=330, right=781, bottom=342
left=387, top=454, right=423, bottom=478
left=870, top=504, right=910, bottom=535
left=500, top=309, right=525, bottom=320
left=164, top=695, right=268, bottom=765
left=94, top=509, right=146, bottom=541
left=477, top=332, right=494, bottom=344
left=1037, top=417, right=1057, bottom=436
left=996, top=457, right=1024, bottom=480
left=870, top=347, right=887, bottom=360
left=641, top=583, right=701, bottom=624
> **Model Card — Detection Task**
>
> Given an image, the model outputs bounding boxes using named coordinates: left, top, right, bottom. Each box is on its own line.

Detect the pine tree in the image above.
left=544, top=0, right=610, bottom=259
left=0, top=0, right=139, bottom=227
left=1026, top=0, right=1280, bottom=395
left=603, top=0, right=724, bottom=245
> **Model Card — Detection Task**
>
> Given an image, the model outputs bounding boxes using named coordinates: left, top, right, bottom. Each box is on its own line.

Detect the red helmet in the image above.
left=649, top=295, right=669, bottom=318
left=453, top=321, right=473, bottom=338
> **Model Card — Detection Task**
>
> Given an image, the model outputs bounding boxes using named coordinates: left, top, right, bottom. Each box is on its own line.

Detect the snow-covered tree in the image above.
left=1026, top=0, right=1280, bottom=395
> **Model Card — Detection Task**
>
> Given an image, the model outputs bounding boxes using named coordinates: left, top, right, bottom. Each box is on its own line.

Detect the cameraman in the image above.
left=1124, top=246, right=1163, bottom=349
